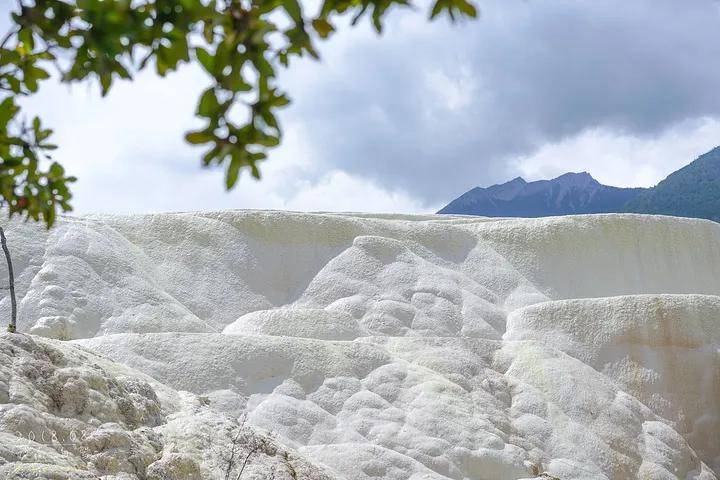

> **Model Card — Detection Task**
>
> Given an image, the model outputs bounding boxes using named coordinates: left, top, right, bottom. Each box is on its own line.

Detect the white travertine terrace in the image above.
left=0, top=211, right=718, bottom=479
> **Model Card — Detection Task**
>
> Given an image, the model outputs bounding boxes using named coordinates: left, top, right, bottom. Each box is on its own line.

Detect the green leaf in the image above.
left=43, top=205, right=56, bottom=229
left=99, top=73, right=112, bottom=95
left=24, top=72, right=38, bottom=92
left=202, top=146, right=220, bottom=166
left=222, top=68, right=252, bottom=92
left=185, top=131, right=213, bottom=145
left=115, top=63, right=131, bottom=80
left=312, top=18, right=335, bottom=38
left=274, top=93, right=290, bottom=107
left=49, top=163, right=65, bottom=179
left=167, top=34, right=190, bottom=68
left=198, top=88, right=219, bottom=117
left=226, top=156, right=241, bottom=189
left=30, top=67, right=50, bottom=81
left=18, top=28, right=34, bottom=50
left=250, top=162, right=261, bottom=179
left=372, top=8, right=384, bottom=32
left=37, top=127, right=53, bottom=142
left=0, top=97, right=18, bottom=125
left=430, top=0, right=445, bottom=19
left=282, top=0, right=304, bottom=24
left=6, top=75, right=21, bottom=94
left=156, top=46, right=171, bottom=76
left=455, top=0, right=477, bottom=18
left=0, top=49, right=20, bottom=66
left=257, top=135, right=279, bottom=147
left=195, top=47, right=215, bottom=75
left=0, top=155, right=20, bottom=166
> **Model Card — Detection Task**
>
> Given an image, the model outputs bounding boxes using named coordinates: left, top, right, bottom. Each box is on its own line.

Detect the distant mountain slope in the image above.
left=438, top=171, right=645, bottom=217
left=439, top=146, right=720, bottom=221
left=625, top=146, right=720, bottom=221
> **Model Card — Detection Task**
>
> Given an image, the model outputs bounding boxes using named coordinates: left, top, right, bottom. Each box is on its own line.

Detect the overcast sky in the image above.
left=6, top=0, right=720, bottom=214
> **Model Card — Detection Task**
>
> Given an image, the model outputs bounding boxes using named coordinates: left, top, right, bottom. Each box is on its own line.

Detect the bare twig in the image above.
left=281, top=452, right=298, bottom=480
left=224, top=427, right=244, bottom=480
left=0, top=227, right=17, bottom=333
left=234, top=444, right=260, bottom=480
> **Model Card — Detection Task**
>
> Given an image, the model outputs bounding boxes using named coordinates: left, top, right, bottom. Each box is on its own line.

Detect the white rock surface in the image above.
left=0, top=211, right=718, bottom=479
left=0, top=332, right=338, bottom=479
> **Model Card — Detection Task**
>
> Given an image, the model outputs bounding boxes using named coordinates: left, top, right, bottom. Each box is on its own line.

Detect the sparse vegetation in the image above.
left=221, top=417, right=312, bottom=480
left=223, top=416, right=276, bottom=480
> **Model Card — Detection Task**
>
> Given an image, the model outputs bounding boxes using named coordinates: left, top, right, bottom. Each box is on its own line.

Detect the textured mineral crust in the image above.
left=0, top=211, right=718, bottom=479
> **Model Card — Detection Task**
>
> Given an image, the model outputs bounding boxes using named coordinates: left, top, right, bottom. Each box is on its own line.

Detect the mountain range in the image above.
left=438, top=146, right=720, bottom=221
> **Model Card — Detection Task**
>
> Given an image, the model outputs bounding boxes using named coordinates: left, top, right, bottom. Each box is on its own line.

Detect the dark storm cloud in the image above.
left=280, top=0, right=720, bottom=203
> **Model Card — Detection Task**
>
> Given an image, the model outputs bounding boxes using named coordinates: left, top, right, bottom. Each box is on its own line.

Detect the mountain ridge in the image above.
left=438, top=170, right=645, bottom=217
left=438, top=146, right=720, bottom=220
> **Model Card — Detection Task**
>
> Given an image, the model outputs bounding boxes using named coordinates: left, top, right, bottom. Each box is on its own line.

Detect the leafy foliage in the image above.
left=0, top=0, right=477, bottom=227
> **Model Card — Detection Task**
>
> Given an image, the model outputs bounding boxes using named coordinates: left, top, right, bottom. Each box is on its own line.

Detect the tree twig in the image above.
left=0, top=227, right=17, bottom=333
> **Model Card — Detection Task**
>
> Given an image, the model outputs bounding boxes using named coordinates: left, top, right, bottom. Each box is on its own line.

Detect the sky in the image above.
left=5, top=0, right=720, bottom=215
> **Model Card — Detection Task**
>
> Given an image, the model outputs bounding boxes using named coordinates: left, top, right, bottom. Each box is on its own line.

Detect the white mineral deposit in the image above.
left=0, top=211, right=718, bottom=479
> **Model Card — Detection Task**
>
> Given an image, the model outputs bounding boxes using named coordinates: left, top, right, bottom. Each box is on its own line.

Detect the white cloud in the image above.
left=282, top=170, right=432, bottom=213
left=425, top=65, right=479, bottom=112
left=15, top=63, right=426, bottom=215
left=509, top=117, right=720, bottom=187
left=71, top=157, right=428, bottom=215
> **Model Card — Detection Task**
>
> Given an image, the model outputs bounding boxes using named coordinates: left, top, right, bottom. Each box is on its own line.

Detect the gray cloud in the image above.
left=279, top=0, right=720, bottom=203
left=3, top=1, right=720, bottom=213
